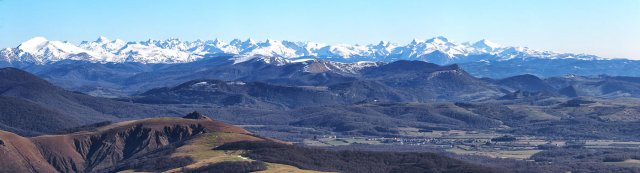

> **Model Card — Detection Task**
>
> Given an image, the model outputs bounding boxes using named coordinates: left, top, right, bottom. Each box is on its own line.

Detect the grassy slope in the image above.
left=159, top=132, right=329, bottom=173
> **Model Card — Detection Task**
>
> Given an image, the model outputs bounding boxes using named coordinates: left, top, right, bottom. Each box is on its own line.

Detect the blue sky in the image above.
left=0, top=0, right=638, bottom=59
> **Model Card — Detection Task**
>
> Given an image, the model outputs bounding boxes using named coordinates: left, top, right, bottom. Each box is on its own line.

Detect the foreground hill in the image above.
left=0, top=112, right=502, bottom=173
left=0, top=113, right=263, bottom=173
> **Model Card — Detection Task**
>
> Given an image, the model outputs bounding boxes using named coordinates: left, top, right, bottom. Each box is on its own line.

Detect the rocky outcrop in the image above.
left=182, top=111, right=210, bottom=120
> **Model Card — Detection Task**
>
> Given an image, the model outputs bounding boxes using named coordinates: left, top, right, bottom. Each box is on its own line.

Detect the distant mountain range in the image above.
left=4, top=36, right=640, bottom=79
left=0, top=36, right=604, bottom=64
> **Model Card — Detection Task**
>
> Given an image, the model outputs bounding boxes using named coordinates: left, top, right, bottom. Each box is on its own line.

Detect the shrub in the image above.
left=183, top=161, right=267, bottom=173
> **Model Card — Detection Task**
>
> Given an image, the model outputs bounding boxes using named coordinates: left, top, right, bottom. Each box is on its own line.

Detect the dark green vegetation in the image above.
left=117, top=156, right=195, bottom=172
left=215, top=141, right=503, bottom=173
left=525, top=148, right=640, bottom=172
left=323, top=142, right=640, bottom=173
left=182, top=161, right=268, bottom=173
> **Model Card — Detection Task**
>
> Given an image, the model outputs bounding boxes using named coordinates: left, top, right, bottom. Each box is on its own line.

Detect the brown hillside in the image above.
left=0, top=130, right=58, bottom=173
left=0, top=116, right=264, bottom=173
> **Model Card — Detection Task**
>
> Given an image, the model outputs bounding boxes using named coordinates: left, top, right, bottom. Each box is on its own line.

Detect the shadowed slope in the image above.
left=0, top=67, right=185, bottom=136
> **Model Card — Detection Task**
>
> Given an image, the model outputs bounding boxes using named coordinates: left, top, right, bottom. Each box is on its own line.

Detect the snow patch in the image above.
left=192, top=81, right=209, bottom=86
left=226, top=81, right=246, bottom=85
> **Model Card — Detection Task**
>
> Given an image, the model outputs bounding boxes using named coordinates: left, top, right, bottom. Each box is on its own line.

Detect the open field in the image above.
left=604, top=159, right=640, bottom=168
left=447, top=148, right=542, bottom=160
left=304, top=137, right=380, bottom=147
left=301, top=129, right=640, bottom=162
left=257, top=163, right=333, bottom=173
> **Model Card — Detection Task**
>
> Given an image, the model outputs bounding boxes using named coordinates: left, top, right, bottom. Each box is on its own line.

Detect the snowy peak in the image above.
left=95, top=36, right=110, bottom=43
left=208, top=38, right=225, bottom=46
left=377, top=41, right=390, bottom=47
left=410, top=38, right=423, bottom=45
left=12, top=36, right=104, bottom=63
left=425, top=36, right=450, bottom=44
left=472, top=39, right=501, bottom=52
left=241, top=38, right=257, bottom=46
left=0, top=36, right=605, bottom=64
left=17, top=37, right=50, bottom=53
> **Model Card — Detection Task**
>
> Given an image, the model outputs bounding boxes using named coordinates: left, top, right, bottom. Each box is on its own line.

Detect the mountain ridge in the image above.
left=1, top=36, right=607, bottom=65
left=0, top=67, right=189, bottom=136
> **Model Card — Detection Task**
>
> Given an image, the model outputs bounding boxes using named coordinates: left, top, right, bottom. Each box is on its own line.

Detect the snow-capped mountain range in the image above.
left=0, top=36, right=603, bottom=65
